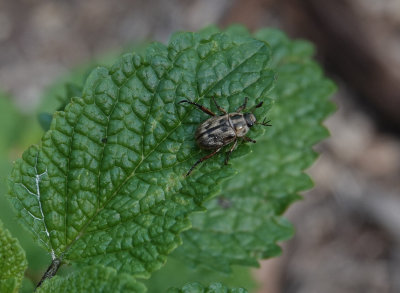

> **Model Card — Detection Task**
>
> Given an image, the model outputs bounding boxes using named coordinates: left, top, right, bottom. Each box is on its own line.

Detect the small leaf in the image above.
left=0, top=219, right=28, bottom=293
left=174, top=27, right=336, bottom=271
left=63, top=83, right=83, bottom=106
left=36, top=265, right=146, bottom=293
left=8, top=29, right=274, bottom=278
left=167, top=282, right=247, bottom=293
left=38, top=113, right=53, bottom=131
left=38, top=83, right=83, bottom=131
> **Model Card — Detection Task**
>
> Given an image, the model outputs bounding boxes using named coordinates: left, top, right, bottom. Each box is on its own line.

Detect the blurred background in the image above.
left=1, top=0, right=400, bottom=292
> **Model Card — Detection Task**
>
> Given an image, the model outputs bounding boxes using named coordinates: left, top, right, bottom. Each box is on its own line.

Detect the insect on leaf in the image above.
left=8, top=29, right=275, bottom=278
left=174, top=27, right=336, bottom=272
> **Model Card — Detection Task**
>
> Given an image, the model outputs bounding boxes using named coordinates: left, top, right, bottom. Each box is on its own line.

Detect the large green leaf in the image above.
left=174, top=28, right=336, bottom=272
left=0, top=219, right=28, bottom=293
left=36, top=265, right=146, bottom=293
left=8, top=30, right=274, bottom=278
left=167, top=282, right=247, bottom=293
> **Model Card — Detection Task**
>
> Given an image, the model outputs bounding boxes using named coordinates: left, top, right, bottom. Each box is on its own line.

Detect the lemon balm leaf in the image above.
left=8, top=29, right=275, bottom=281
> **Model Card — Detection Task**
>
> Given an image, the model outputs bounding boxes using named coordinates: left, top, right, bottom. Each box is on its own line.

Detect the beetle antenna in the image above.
left=256, top=118, right=271, bottom=126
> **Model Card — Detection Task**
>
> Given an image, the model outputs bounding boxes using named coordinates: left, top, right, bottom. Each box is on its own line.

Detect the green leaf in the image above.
left=174, top=28, right=336, bottom=272
left=0, top=93, right=22, bottom=154
left=167, top=282, right=247, bottom=293
left=38, top=83, right=83, bottom=131
left=36, top=265, right=146, bottom=293
left=0, top=94, right=29, bottom=293
left=0, top=219, right=28, bottom=293
left=144, top=258, right=256, bottom=293
left=8, top=30, right=274, bottom=278
left=36, top=44, right=147, bottom=116
left=0, top=92, right=22, bottom=188
left=63, top=83, right=83, bottom=106
left=38, top=113, right=53, bottom=132
left=0, top=92, right=50, bottom=286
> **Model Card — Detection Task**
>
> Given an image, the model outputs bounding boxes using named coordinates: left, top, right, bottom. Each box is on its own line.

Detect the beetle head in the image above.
left=243, top=101, right=264, bottom=127
left=244, top=113, right=257, bottom=127
left=246, top=101, right=272, bottom=127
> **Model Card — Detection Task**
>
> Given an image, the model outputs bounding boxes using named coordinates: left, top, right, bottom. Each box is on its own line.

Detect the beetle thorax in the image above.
left=229, top=113, right=250, bottom=137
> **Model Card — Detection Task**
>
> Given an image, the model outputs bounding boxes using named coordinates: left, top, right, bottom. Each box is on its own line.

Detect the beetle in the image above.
left=179, top=97, right=271, bottom=176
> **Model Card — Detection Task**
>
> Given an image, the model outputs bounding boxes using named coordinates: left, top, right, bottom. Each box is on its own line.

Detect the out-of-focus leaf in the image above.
left=38, top=82, right=83, bottom=131
left=144, top=258, right=256, bottom=293
left=36, top=265, right=146, bottom=293
left=38, top=113, right=53, bottom=132
left=0, top=92, right=48, bottom=283
left=167, top=282, right=247, bottom=293
left=0, top=219, right=27, bottom=293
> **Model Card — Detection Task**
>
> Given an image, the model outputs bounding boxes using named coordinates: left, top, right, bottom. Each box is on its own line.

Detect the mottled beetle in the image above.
left=179, top=97, right=271, bottom=176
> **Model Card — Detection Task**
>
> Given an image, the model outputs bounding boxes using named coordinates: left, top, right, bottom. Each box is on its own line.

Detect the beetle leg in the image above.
left=179, top=100, right=215, bottom=116
left=236, top=97, right=248, bottom=112
left=257, top=118, right=272, bottom=126
left=243, top=136, right=256, bottom=143
left=225, top=139, right=238, bottom=165
left=254, top=101, right=263, bottom=108
left=185, top=147, right=222, bottom=177
left=249, top=101, right=264, bottom=113
left=212, top=97, right=227, bottom=114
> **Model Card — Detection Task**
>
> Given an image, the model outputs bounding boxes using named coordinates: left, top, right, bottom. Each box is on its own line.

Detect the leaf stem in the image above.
left=35, top=258, right=62, bottom=290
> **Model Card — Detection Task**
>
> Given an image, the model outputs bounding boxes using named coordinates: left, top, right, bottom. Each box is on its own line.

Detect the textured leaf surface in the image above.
left=8, top=30, right=274, bottom=277
left=167, top=282, right=247, bottom=293
left=144, top=258, right=256, bottom=293
left=36, top=265, right=146, bottom=293
left=0, top=219, right=27, bottom=293
left=174, top=28, right=336, bottom=272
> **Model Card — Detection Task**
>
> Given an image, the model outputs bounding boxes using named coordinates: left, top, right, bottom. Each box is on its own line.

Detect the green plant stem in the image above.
left=35, top=258, right=62, bottom=290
